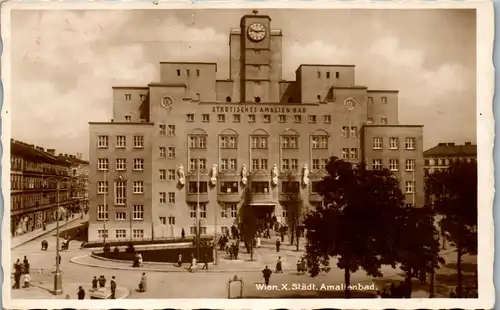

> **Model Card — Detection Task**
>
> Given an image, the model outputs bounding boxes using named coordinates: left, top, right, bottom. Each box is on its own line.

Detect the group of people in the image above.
left=12, top=256, right=31, bottom=289
left=176, top=253, right=209, bottom=272
left=132, top=253, right=144, bottom=268
left=90, top=275, right=117, bottom=299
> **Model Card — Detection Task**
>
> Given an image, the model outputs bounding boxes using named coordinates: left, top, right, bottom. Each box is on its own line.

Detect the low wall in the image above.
left=94, top=246, right=215, bottom=263
left=82, top=236, right=213, bottom=248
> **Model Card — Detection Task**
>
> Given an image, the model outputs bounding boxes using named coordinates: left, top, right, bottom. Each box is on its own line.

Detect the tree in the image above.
left=428, top=160, right=477, bottom=297
left=303, top=157, right=405, bottom=298
left=240, top=175, right=258, bottom=261
left=283, top=172, right=304, bottom=251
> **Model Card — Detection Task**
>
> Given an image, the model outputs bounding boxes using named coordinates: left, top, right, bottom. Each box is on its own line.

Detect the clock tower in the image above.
left=239, top=12, right=274, bottom=103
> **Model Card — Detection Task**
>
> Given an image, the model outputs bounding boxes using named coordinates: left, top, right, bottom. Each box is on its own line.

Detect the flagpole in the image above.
left=103, top=169, right=107, bottom=245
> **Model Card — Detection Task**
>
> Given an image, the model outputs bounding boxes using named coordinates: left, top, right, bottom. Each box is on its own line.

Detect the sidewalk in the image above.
left=11, top=215, right=86, bottom=249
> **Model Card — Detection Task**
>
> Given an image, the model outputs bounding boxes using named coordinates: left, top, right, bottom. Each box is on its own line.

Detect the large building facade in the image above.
left=88, top=12, right=424, bottom=243
left=10, top=139, right=88, bottom=237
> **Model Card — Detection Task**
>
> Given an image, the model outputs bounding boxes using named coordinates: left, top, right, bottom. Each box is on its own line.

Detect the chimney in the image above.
left=465, top=142, right=472, bottom=146
left=47, top=149, right=56, bottom=155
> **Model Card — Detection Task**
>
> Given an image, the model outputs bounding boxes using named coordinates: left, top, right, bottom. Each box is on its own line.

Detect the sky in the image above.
left=10, top=9, right=477, bottom=159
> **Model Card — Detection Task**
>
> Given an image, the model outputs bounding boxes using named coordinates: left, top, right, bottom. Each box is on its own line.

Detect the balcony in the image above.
left=279, top=192, right=302, bottom=202
left=186, top=193, right=209, bottom=203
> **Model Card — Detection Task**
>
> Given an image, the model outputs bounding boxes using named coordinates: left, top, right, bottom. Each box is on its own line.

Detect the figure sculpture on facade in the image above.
left=210, top=164, right=218, bottom=186
left=302, top=164, right=309, bottom=186
left=241, top=164, right=248, bottom=185
left=178, top=164, right=185, bottom=186
left=271, top=164, right=279, bottom=186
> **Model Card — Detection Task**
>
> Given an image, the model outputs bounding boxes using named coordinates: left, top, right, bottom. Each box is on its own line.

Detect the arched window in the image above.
left=188, top=128, right=208, bottom=149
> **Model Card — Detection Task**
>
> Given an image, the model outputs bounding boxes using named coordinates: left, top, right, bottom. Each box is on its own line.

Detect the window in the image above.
left=405, top=137, right=416, bottom=150
left=202, top=114, right=210, bottom=122
left=252, top=158, right=268, bottom=170
left=350, top=127, right=358, bottom=138
left=309, top=115, right=316, bottom=123
left=140, top=94, right=146, bottom=101
left=97, top=205, right=108, bottom=220
left=97, top=181, right=108, bottom=194
left=313, top=159, right=320, bottom=170
left=367, top=118, right=373, bottom=124
left=98, top=158, right=109, bottom=171
left=159, top=147, right=166, bottom=158
left=176, top=69, right=181, bottom=76
left=350, top=148, right=358, bottom=160
left=188, top=182, right=208, bottom=194
left=159, top=169, right=166, bottom=180
left=220, top=181, right=238, bottom=194
left=381, top=118, right=388, bottom=125
left=248, top=114, right=256, bottom=123
left=389, top=159, right=399, bottom=171
left=311, top=181, right=320, bottom=193
left=166, top=125, right=175, bottom=136
left=372, top=159, right=383, bottom=170
left=133, top=135, right=144, bottom=148
left=168, top=147, right=176, bottom=159
left=125, top=94, right=131, bottom=100
left=160, top=217, right=166, bottom=225
left=159, top=125, right=166, bottom=136
left=133, top=229, right=144, bottom=239
left=116, top=158, right=126, bottom=171
left=196, top=69, right=200, bottom=76
left=368, top=97, right=373, bottom=104
left=341, top=127, right=349, bottom=138
left=133, top=205, right=144, bottom=220
left=186, top=69, right=190, bottom=76
left=372, top=137, right=383, bottom=150
left=221, top=206, right=228, bottom=218
left=251, top=136, right=268, bottom=149
left=283, top=205, right=288, bottom=218
left=324, top=115, right=331, bottom=124
left=98, top=229, right=108, bottom=239
left=98, top=135, right=109, bottom=148
left=317, top=71, right=321, bottom=78
left=187, top=114, right=194, bottom=122
left=116, top=229, right=126, bottom=238
left=255, top=97, right=261, bottom=103
left=405, top=159, right=415, bottom=171
left=312, top=136, right=328, bottom=149
left=168, top=216, right=175, bottom=225
left=282, top=159, right=289, bottom=171
left=220, top=159, right=228, bottom=170
left=230, top=204, right=237, bottom=218
left=326, top=72, right=330, bottom=79
left=133, top=158, right=144, bottom=171
left=282, top=136, right=298, bottom=149
left=405, top=181, right=415, bottom=194
left=342, top=148, right=349, bottom=160
left=279, top=115, right=286, bottom=123
left=230, top=158, right=237, bottom=170
left=233, top=114, right=241, bottom=123
left=263, top=115, right=271, bottom=123
left=294, top=115, right=301, bottom=123
left=160, top=192, right=166, bottom=204
left=115, top=181, right=127, bottom=205
left=381, top=97, right=387, bottom=104
left=168, top=169, right=175, bottom=181
left=125, top=116, right=131, bottom=122
left=252, top=182, right=270, bottom=194
left=291, top=159, right=298, bottom=171
left=317, top=95, right=321, bottom=101
left=190, top=135, right=207, bottom=149
left=335, top=72, right=340, bottom=78
left=389, top=137, right=399, bottom=150
left=200, top=204, right=207, bottom=218
left=133, top=181, right=144, bottom=194
left=282, top=181, right=300, bottom=194
left=218, top=114, right=225, bottom=122
left=116, top=136, right=126, bottom=148
left=190, top=159, right=197, bottom=171
left=168, top=192, right=175, bottom=204
left=220, top=136, right=237, bottom=149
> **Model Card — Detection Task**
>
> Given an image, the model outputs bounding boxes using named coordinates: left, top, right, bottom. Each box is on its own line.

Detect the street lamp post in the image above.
left=196, top=165, right=200, bottom=261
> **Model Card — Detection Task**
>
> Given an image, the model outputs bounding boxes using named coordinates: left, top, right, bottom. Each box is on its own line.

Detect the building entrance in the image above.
left=253, top=205, right=275, bottom=231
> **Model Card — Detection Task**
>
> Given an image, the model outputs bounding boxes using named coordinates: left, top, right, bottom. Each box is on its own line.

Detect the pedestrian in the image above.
left=375, top=290, right=382, bottom=298
left=181, top=228, right=185, bottom=240
left=177, top=253, right=183, bottom=267
left=189, top=255, right=198, bottom=272
left=77, top=286, right=85, bottom=299
left=275, top=256, right=283, bottom=273
left=23, top=256, right=30, bottom=274
left=92, top=276, right=98, bottom=290
left=275, top=239, right=281, bottom=252
left=262, top=265, right=272, bottom=286
left=138, top=253, right=143, bottom=267
left=202, top=253, right=208, bottom=270
left=57, top=254, right=61, bottom=265
left=234, top=243, right=239, bottom=260
left=256, top=236, right=261, bottom=248
left=23, top=273, right=31, bottom=288
left=110, top=276, right=117, bottom=299
left=139, top=272, right=147, bottom=292
left=98, top=275, right=106, bottom=288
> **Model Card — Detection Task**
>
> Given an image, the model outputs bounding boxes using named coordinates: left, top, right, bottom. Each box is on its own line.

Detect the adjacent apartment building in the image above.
left=88, top=12, right=424, bottom=243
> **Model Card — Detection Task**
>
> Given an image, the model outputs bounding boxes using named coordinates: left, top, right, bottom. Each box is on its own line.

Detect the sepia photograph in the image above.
left=2, top=2, right=494, bottom=309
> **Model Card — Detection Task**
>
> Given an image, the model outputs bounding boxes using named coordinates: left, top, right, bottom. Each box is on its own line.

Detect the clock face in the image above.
left=344, top=98, right=356, bottom=111
left=161, top=96, right=174, bottom=108
left=247, top=22, right=266, bottom=41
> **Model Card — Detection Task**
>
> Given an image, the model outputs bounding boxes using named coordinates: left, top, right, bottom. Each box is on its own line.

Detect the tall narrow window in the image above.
left=115, top=181, right=127, bottom=205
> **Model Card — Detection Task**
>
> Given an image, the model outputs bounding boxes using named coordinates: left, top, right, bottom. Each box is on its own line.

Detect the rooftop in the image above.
left=424, top=142, right=477, bottom=157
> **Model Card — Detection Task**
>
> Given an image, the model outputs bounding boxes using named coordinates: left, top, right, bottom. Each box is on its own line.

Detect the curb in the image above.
left=11, top=218, right=84, bottom=250
left=70, top=255, right=296, bottom=273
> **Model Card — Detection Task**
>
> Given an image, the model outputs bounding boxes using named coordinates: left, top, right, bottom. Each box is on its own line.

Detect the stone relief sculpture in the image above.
left=210, top=164, right=218, bottom=186
left=177, top=164, right=185, bottom=186
left=241, top=164, right=248, bottom=185
left=302, top=164, right=310, bottom=186
left=271, top=164, right=279, bottom=186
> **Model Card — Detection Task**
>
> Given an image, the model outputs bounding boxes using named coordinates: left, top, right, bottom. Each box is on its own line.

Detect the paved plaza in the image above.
left=10, top=220, right=477, bottom=299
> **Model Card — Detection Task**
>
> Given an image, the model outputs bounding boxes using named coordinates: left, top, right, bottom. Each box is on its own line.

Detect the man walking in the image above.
left=262, top=265, right=272, bottom=286
left=110, top=276, right=117, bottom=299
left=92, top=276, right=98, bottom=290
left=275, top=239, right=281, bottom=252
left=202, top=253, right=209, bottom=270
left=77, top=286, right=85, bottom=299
